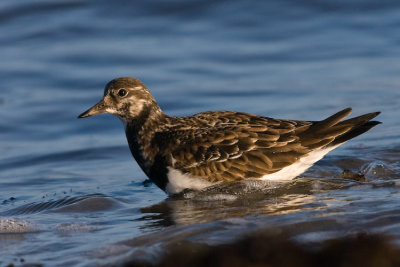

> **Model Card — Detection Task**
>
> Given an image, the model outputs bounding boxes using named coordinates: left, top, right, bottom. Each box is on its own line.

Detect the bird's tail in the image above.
left=298, top=108, right=381, bottom=149
left=329, top=109, right=381, bottom=146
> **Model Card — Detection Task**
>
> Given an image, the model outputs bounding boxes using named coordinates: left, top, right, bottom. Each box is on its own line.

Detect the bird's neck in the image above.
left=126, top=103, right=165, bottom=132
left=124, top=103, right=167, bottom=171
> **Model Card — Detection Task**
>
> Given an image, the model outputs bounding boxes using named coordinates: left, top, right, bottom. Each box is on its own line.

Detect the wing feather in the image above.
left=162, top=112, right=311, bottom=182
left=150, top=109, right=379, bottom=183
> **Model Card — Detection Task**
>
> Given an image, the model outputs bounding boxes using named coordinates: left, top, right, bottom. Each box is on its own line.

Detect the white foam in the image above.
left=56, top=223, right=97, bottom=233
left=0, top=218, right=37, bottom=233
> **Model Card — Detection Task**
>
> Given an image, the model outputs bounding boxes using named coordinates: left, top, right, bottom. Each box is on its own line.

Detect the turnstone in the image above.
left=78, top=77, right=381, bottom=195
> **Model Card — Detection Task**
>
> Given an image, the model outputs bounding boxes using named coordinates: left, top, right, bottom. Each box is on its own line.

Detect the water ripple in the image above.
left=1, top=193, right=119, bottom=216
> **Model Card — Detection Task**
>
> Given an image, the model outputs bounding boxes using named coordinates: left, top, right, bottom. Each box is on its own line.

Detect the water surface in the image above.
left=0, top=0, right=400, bottom=266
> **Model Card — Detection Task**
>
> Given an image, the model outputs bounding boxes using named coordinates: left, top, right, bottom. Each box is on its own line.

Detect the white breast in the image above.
left=165, top=167, right=215, bottom=195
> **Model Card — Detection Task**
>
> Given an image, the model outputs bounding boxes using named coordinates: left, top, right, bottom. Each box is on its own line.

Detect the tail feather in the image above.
left=330, top=111, right=381, bottom=146
left=312, top=107, right=352, bottom=129
left=299, top=108, right=381, bottom=149
left=340, top=111, right=381, bottom=126
left=330, top=120, right=381, bottom=146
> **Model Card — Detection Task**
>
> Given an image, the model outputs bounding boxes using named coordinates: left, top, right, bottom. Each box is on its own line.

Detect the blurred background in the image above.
left=0, top=0, right=399, bottom=266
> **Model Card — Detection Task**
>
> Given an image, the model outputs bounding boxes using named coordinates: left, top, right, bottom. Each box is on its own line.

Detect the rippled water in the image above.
left=1, top=0, right=400, bottom=266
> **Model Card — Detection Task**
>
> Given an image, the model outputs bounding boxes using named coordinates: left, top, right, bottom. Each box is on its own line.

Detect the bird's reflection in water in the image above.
left=137, top=178, right=352, bottom=228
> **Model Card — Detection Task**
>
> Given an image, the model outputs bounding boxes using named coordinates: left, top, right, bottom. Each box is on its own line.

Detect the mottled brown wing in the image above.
left=153, top=108, right=380, bottom=183
left=166, top=112, right=313, bottom=182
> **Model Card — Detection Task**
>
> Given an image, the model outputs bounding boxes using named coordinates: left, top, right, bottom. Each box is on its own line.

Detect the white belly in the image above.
left=165, top=145, right=340, bottom=195
left=259, top=145, right=339, bottom=181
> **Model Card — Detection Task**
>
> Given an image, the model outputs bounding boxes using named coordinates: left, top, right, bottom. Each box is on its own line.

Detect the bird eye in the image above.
left=117, top=88, right=127, bottom=97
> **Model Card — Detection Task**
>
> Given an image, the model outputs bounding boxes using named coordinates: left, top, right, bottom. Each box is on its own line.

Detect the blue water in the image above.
left=1, top=0, right=400, bottom=266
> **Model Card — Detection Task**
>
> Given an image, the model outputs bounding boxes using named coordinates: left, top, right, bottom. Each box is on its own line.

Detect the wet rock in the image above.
left=123, top=232, right=400, bottom=267
left=339, top=169, right=366, bottom=182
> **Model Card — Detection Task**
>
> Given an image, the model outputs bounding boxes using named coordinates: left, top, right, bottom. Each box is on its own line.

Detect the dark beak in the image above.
left=78, top=99, right=107, bottom=118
